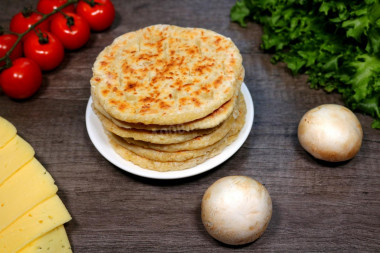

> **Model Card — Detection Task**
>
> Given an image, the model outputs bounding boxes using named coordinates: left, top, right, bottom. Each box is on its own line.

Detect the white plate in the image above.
left=86, top=83, right=254, bottom=180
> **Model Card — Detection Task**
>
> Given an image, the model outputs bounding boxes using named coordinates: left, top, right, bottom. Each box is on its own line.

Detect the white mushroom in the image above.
left=298, top=104, right=363, bottom=162
left=201, top=176, right=272, bottom=245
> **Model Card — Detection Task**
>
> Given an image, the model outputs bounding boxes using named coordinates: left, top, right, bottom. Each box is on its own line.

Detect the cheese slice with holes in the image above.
left=0, top=158, right=58, bottom=232
left=0, top=135, right=35, bottom=185
left=0, top=195, right=71, bottom=253
left=18, top=225, right=72, bottom=253
left=0, top=117, right=17, bottom=149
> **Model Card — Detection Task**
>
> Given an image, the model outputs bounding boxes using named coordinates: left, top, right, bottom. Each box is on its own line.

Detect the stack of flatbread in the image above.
left=90, top=25, right=246, bottom=172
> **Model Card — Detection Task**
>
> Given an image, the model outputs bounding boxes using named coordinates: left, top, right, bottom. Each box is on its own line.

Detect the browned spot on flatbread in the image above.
left=124, top=82, right=137, bottom=92
left=230, top=57, right=236, bottom=66
left=192, top=98, right=201, bottom=107
left=159, top=101, right=171, bottom=109
left=118, top=103, right=128, bottom=112
left=213, top=76, right=223, bottom=89
left=140, top=104, right=151, bottom=113
left=101, top=89, right=110, bottom=96
left=179, top=97, right=188, bottom=106
left=109, top=99, right=118, bottom=106
left=140, top=96, right=155, bottom=103
left=214, top=36, right=222, bottom=45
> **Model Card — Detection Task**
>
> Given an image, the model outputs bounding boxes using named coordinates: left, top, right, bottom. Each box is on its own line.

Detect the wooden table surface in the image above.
left=1, top=0, right=379, bottom=252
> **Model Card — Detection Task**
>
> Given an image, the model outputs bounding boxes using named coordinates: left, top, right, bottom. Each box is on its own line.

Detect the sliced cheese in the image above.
left=0, top=117, right=17, bottom=149
left=0, top=195, right=72, bottom=253
left=0, top=135, right=35, bottom=185
left=0, top=158, right=58, bottom=232
left=18, top=225, right=72, bottom=253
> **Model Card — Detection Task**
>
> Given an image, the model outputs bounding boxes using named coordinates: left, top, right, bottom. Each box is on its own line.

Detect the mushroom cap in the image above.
left=298, top=104, right=363, bottom=162
left=201, top=176, right=272, bottom=245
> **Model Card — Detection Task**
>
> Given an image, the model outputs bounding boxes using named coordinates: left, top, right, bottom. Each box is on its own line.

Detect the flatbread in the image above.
left=123, top=92, right=244, bottom=152
left=107, top=95, right=247, bottom=169
left=110, top=95, right=245, bottom=162
left=109, top=132, right=241, bottom=172
left=92, top=68, right=244, bottom=131
left=93, top=106, right=216, bottom=144
left=91, top=24, right=243, bottom=125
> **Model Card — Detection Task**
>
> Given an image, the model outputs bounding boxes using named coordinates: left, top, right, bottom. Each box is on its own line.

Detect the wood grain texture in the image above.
left=1, top=0, right=379, bottom=252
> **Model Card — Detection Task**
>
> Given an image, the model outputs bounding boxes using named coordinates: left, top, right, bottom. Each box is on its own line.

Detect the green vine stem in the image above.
left=0, top=0, right=79, bottom=71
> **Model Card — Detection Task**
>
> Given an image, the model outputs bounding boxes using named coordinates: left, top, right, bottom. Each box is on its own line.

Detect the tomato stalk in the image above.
left=35, top=30, right=49, bottom=44
left=21, top=7, right=34, bottom=18
left=0, top=0, right=78, bottom=71
left=57, top=9, right=75, bottom=29
left=81, top=0, right=102, bottom=7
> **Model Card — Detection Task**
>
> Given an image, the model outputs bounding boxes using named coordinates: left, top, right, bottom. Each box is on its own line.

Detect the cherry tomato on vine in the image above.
left=50, top=13, right=91, bottom=50
left=37, top=0, right=75, bottom=15
left=0, top=58, right=42, bottom=99
left=24, top=31, right=64, bottom=71
left=76, top=0, right=115, bottom=31
left=9, top=10, right=49, bottom=41
left=0, top=34, right=23, bottom=67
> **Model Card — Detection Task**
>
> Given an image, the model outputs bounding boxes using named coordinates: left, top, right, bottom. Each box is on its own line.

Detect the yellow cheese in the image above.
left=0, top=158, right=58, bottom=232
left=0, top=195, right=72, bottom=253
left=0, top=117, right=17, bottom=149
left=18, top=225, right=72, bottom=253
left=0, top=135, right=35, bottom=185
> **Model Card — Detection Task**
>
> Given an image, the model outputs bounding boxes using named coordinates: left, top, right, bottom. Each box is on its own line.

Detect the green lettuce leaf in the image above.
left=231, top=0, right=380, bottom=128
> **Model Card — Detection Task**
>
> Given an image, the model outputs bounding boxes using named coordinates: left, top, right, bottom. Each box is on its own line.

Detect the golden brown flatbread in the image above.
left=92, top=68, right=244, bottom=131
left=93, top=105, right=216, bottom=144
left=91, top=24, right=243, bottom=125
left=121, top=92, right=244, bottom=152
left=107, top=95, right=247, bottom=170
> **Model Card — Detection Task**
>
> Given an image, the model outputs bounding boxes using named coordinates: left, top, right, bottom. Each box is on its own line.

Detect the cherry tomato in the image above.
left=76, top=0, right=115, bottom=31
left=50, top=13, right=91, bottom=50
left=9, top=11, right=49, bottom=41
left=0, top=58, right=42, bottom=99
left=23, top=31, right=64, bottom=71
left=37, top=0, right=75, bottom=15
left=0, top=34, right=23, bottom=67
